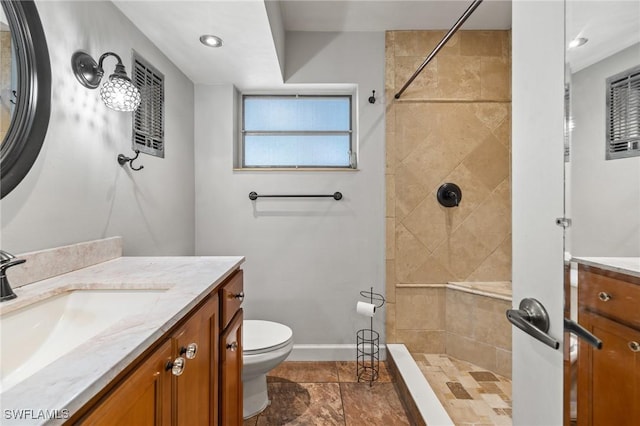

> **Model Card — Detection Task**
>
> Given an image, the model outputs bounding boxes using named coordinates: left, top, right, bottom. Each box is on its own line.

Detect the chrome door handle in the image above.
left=506, top=298, right=559, bottom=349
left=564, top=318, right=602, bottom=349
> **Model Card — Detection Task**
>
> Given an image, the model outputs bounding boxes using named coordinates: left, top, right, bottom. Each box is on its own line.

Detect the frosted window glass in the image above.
left=244, top=135, right=351, bottom=167
left=242, top=95, right=353, bottom=168
left=244, top=97, right=350, bottom=131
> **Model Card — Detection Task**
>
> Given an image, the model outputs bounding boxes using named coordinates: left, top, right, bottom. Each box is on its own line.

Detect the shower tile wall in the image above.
left=385, top=31, right=512, bottom=364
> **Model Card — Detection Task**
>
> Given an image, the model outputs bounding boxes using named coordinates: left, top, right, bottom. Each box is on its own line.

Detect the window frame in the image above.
left=238, top=93, right=356, bottom=169
left=605, top=64, right=640, bottom=160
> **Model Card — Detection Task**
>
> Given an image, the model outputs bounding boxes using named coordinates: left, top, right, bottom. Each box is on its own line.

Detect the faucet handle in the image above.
left=0, top=258, right=26, bottom=272
left=0, top=250, right=16, bottom=264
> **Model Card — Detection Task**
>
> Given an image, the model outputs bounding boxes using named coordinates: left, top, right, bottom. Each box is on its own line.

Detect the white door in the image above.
left=512, top=2, right=565, bottom=425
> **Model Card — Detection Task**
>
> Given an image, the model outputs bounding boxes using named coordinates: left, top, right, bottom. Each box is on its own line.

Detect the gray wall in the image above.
left=570, top=43, right=640, bottom=257
left=194, top=32, right=385, bottom=353
left=1, top=1, right=195, bottom=256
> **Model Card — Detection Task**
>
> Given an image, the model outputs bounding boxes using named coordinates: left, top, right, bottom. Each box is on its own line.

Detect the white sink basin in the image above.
left=0, top=289, right=167, bottom=393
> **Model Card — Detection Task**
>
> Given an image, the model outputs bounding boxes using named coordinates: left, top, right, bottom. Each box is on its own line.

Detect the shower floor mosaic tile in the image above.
left=413, top=353, right=512, bottom=425
left=242, top=361, right=410, bottom=426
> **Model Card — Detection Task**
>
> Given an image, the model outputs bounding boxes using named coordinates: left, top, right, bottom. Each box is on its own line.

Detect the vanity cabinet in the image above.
left=75, top=269, right=244, bottom=426
left=219, top=271, right=244, bottom=424
left=577, top=265, right=640, bottom=426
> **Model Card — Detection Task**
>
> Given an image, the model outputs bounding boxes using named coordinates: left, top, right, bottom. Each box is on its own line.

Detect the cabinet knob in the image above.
left=598, top=292, right=611, bottom=302
left=226, top=342, right=238, bottom=352
left=629, top=341, right=640, bottom=352
left=166, top=357, right=186, bottom=376
left=231, top=292, right=244, bottom=301
left=180, top=343, right=198, bottom=360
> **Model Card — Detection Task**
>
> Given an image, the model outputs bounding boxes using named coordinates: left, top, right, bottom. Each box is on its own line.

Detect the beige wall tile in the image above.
left=385, top=32, right=396, bottom=91
left=467, top=238, right=512, bottom=282
left=446, top=333, right=497, bottom=372
left=407, top=256, right=454, bottom=284
left=460, top=191, right=510, bottom=253
left=495, top=349, right=512, bottom=379
left=445, top=289, right=475, bottom=338
left=394, top=224, right=429, bottom=281
left=460, top=31, right=505, bottom=57
left=474, top=103, right=510, bottom=132
left=396, top=287, right=445, bottom=330
left=385, top=260, right=396, bottom=304
left=394, top=103, right=439, bottom=163
left=402, top=196, right=450, bottom=253
left=394, top=56, right=438, bottom=100
left=397, top=329, right=445, bottom=354
left=463, top=134, right=510, bottom=191
left=493, top=111, right=511, bottom=150
left=394, top=31, right=455, bottom=57
left=436, top=54, right=481, bottom=100
left=480, top=57, right=511, bottom=101
left=386, top=302, right=397, bottom=343
left=386, top=218, right=395, bottom=260
left=395, top=164, right=427, bottom=221
left=474, top=297, right=512, bottom=350
left=432, top=228, right=492, bottom=281
left=386, top=174, right=396, bottom=218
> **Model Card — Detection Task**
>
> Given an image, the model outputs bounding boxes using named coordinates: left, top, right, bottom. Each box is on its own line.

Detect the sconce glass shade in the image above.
left=99, top=74, right=141, bottom=112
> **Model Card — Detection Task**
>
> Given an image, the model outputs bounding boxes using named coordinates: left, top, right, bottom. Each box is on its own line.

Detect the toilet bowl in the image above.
left=242, top=320, right=293, bottom=419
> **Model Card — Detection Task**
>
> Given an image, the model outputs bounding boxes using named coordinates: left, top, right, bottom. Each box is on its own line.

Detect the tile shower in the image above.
left=385, top=29, right=512, bottom=382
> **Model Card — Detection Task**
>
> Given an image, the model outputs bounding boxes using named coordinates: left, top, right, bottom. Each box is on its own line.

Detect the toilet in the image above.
left=242, top=320, right=294, bottom=419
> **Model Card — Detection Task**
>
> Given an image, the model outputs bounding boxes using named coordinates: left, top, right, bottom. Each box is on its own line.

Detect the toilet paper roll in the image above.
left=356, top=301, right=376, bottom=317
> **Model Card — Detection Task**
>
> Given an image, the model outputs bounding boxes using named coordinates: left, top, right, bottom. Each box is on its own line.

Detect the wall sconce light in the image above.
left=71, top=51, right=141, bottom=112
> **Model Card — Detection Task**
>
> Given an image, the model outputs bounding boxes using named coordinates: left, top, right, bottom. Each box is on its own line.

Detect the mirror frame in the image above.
left=0, top=0, right=51, bottom=199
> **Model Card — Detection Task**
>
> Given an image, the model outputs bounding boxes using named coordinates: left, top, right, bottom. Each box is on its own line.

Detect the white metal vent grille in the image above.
left=132, top=51, right=164, bottom=158
left=606, top=65, right=640, bottom=160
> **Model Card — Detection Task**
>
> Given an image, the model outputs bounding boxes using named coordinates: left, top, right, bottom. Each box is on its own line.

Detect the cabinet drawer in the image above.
left=579, top=267, right=640, bottom=329
left=221, top=269, right=244, bottom=330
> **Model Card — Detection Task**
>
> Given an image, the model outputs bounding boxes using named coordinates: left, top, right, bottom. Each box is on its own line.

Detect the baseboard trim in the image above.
left=287, top=344, right=387, bottom=362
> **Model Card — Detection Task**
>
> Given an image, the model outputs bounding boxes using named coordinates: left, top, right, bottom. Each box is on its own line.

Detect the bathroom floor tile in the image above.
left=255, top=382, right=344, bottom=426
left=412, top=353, right=512, bottom=426
left=246, top=361, right=410, bottom=425
left=341, top=382, right=411, bottom=425
left=267, top=361, right=339, bottom=383
left=337, top=361, right=392, bottom=383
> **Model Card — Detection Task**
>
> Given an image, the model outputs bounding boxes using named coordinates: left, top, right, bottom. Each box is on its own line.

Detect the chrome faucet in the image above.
left=0, top=250, right=26, bottom=302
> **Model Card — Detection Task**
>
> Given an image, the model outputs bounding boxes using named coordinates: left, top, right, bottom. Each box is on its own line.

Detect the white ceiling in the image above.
left=566, top=0, right=640, bottom=72
left=113, top=0, right=512, bottom=89
left=281, top=0, right=512, bottom=32
left=112, top=0, right=639, bottom=88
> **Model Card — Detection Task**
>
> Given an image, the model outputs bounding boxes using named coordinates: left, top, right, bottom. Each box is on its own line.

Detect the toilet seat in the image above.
left=243, top=320, right=293, bottom=355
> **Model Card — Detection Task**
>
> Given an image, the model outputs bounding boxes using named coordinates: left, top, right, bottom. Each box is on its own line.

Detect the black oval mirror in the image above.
left=0, top=0, right=51, bottom=199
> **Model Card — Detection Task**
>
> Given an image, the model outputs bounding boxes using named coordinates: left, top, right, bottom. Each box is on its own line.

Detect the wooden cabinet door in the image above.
left=79, top=340, right=172, bottom=426
left=220, top=309, right=243, bottom=426
left=173, top=294, right=219, bottom=426
left=577, top=311, right=640, bottom=426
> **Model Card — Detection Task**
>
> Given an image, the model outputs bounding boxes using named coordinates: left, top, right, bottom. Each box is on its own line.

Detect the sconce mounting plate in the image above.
left=71, top=51, right=100, bottom=89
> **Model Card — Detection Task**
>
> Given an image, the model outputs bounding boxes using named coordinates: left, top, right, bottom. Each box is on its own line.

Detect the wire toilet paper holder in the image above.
left=356, top=287, right=385, bottom=386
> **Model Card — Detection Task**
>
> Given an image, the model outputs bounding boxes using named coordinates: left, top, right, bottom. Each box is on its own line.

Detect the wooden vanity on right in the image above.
left=574, top=257, right=640, bottom=426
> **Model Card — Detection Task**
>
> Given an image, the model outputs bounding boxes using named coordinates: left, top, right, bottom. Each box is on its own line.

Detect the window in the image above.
left=132, top=51, right=164, bottom=158
left=240, top=95, right=354, bottom=168
left=606, top=65, right=640, bottom=160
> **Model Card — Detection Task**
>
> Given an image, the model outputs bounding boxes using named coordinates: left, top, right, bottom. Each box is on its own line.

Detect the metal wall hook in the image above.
left=117, top=150, right=144, bottom=171
left=368, top=90, right=376, bottom=104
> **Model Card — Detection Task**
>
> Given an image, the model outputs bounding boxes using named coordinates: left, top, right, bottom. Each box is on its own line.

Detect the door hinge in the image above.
left=556, top=217, right=572, bottom=228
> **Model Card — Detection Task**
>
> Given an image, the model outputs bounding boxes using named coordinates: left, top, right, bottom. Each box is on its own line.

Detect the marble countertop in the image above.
left=572, top=256, right=640, bottom=279
left=0, top=256, right=244, bottom=425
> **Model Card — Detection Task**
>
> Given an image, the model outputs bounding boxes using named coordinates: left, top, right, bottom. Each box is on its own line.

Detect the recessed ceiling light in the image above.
left=568, top=37, right=588, bottom=49
left=200, top=35, right=223, bottom=48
